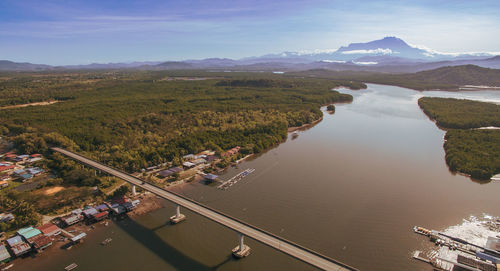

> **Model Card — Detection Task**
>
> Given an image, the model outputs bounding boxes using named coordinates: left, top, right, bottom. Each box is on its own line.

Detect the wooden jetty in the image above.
left=217, top=168, right=255, bottom=190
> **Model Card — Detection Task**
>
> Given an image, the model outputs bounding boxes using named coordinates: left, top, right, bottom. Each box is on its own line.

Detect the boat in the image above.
left=101, top=238, right=112, bottom=245
left=65, top=263, right=78, bottom=271
left=1, top=264, right=14, bottom=271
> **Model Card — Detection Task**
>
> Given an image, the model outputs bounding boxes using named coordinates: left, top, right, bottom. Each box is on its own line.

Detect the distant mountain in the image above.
left=61, top=61, right=162, bottom=70
left=0, top=60, right=52, bottom=71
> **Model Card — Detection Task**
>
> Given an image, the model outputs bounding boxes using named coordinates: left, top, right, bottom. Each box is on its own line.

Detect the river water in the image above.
left=16, top=84, right=500, bottom=271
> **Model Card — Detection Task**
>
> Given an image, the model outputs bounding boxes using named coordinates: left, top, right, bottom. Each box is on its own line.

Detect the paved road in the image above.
left=52, top=147, right=358, bottom=271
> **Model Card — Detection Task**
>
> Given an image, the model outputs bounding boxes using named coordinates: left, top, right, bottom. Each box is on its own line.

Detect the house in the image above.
left=205, top=155, right=218, bottom=162
left=6, top=236, right=31, bottom=257
left=37, top=223, right=61, bottom=236
left=191, top=158, right=207, bottom=165
left=0, top=213, right=14, bottom=223
left=109, top=204, right=126, bottom=215
left=168, top=167, right=183, bottom=173
left=91, top=211, right=108, bottom=222
left=182, top=161, right=195, bottom=168
left=26, top=167, right=43, bottom=176
left=29, top=234, right=52, bottom=251
left=123, top=202, right=136, bottom=212
left=95, top=204, right=109, bottom=212
left=30, top=154, right=42, bottom=158
left=0, top=165, right=15, bottom=174
left=0, top=175, right=11, bottom=181
left=71, top=209, right=83, bottom=216
left=61, top=214, right=83, bottom=227
left=222, top=146, right=241, bottom=157
left=182, top=154, right=195, bottom=161
left=13, top=169, right=26, bottom=175
left=204, top=173, right=218, bottom=182
left=13, top=155, right=29, bottom=163
left=4, top=154, right=17, bottom=161
left=27, top=157, right=43, bottom=163
left=19, top=173, right=33, bottom=182
left=0, top=244, right=11, bottom=263
left=17, top=227, right=42, bottom=240
left=82, top=207, right=98, bottom=219
left=0, top=180, right=8, bottom=188
left=70, top=233, right=87, bottom=244
left=158, top=170, right=174, bottom=178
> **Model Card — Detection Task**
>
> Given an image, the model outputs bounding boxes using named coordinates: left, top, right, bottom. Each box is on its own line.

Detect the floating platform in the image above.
left=170, top=214, right=186, bottom=224
left=217, top=168, right=255, bottom=190
left=232, top=245, right=251, bottom=258
left=65, top=263, right=78, bottom=271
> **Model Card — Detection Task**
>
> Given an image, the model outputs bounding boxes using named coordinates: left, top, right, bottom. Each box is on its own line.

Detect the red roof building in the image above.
left=37, top=223, right=61, bottom=236
left=28, top=234, right=52, bottom=251
left=0, top=165, right=15, bottom=173
left=92, top=211, right=108, bottom=221
left=30, top=154, right=42, bottom=158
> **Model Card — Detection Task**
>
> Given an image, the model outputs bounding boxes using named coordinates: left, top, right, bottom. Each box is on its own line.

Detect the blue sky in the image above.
left=1, top=0, right=499, bottom=65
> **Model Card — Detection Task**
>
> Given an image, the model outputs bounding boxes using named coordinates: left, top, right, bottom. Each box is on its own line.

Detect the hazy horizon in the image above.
left=1, top=0, right=499, bottom=65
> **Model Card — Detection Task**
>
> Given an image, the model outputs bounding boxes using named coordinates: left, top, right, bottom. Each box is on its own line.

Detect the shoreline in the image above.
left=287, top=117, right=323, bottom=133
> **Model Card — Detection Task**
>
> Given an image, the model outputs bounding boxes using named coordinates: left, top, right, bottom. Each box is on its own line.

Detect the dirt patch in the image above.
left=0, top=100, right=60, bottom=110
left=43, top=186, right=65, bottom=195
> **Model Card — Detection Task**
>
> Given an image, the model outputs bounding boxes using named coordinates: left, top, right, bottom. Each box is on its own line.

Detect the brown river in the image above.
left=12, top=84, right=500, bottom=271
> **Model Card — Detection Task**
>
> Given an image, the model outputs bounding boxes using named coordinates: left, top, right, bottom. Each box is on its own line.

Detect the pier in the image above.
left=217, top=168, right=255, bottom=190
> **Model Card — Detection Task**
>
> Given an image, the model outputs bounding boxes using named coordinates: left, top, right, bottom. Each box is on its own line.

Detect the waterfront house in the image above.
left=17, top=227, right=42, bottom=241
left=62, top=214, right=83, bottom=227
left=92, top=211, right=108, bottom=222
left=29, top=234, right=52, bottom=251
left=82, top=207, right=98, bottom=219
left=123, top=202, right=136, bottom=212
left=95, top=204, right=109, bottom=212
left=70, top=233, right=87, bottom=244
left=204, top=173, right=218, bottom=182
left=37, top=223, right=61, bottom=236
left=0, top=244, right=11, bottom=263
left=6, top=236, right=31, bottom=257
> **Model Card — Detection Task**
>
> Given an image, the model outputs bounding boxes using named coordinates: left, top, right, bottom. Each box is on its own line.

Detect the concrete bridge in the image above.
left=52, top=147, right=358, bottom=271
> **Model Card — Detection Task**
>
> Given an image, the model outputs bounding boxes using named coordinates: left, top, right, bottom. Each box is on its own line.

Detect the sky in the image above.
left=0, top=0, right=499, bottom=65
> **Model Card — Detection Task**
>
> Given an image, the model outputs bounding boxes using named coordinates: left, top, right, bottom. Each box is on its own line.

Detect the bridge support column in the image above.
left=170, top=204, right=186, bottom=224
left=232, top=233, right=251, bottom=258
left=131, top=184, right=137, bottom=196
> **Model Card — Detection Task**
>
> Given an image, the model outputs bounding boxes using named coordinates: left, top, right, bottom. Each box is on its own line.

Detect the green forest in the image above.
left=418, top=97, right=500, bottom=180
left=0, top=71, right=354, bottom=173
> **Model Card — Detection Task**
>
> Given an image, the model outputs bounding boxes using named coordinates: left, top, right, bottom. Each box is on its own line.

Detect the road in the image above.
left=52, top=147, right=358, bottom=271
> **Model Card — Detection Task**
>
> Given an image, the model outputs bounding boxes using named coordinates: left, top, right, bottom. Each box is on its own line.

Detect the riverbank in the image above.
left=287, top=117, right=323, bottom=133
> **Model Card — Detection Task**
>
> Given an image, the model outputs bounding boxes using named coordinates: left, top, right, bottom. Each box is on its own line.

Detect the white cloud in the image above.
left=352, top=61, right=378, bottom=65
left=341, top=48, right=394, bottom=55
left=321, top=60, right=346, bottom=63
left=407, top=43, right=500, bottom=57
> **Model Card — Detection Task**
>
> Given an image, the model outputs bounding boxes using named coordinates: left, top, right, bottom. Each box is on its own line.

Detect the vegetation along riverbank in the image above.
left=418, top=97, right=500, bottom=180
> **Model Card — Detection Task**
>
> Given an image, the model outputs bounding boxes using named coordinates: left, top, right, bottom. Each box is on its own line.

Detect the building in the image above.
left=29, top=234, right=52, bottom=251
left=0, top=213, right=14, bottom=223
left=168, top=167, right=183, bottom=173
left=0, top=174, right=11, bottom=181
left=6, top=236, right=31, bottom=257
left=205, top=155, right=218, bottom=162
left=222, top=146, right=241, bottom=157
left=91, top=211, right=108, bottom=222
left=26, top=167, right=43, bottom=176
left=0, top=244, right=11, bottom=263
left=0, top=180, right=8, bottom=188
left=0, top=165, right=15, bottom=174
left=82, top=208, right=98, bottom=219
left=14, top=155, right=29, bottom=163
left=61, top=214, right=83, bottom=227
left=70, top=233, right=87, bottom=244
left=17, top=227, right=42, bottom=240
left=191, top=158, right=207, bottom=166
left=123, top=202, right=136, bottom=212
left=37, top=223, right=61, bottom=236
left=13, top=169, right=25, bottom=175
left=158, top=170, right=174, bottom=178
left=182, top=154, right=195, bottom=161
left=95, top=204, right=109, bottom=212
left=182, top=161, right=195, bottom=168
left=19, top=173, right=33, bottom=182
left=204, top=173, right=219, bottom=182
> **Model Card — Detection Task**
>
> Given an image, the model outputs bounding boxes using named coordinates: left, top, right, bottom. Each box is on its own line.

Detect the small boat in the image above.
left=1, top=264, right=14, bottom=271
left=65, top=263, right=78, bottom=271
left=101, top=238, right=112, bottom=245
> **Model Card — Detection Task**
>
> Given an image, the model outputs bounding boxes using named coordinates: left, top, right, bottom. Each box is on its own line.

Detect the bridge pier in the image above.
left=131, top=184, right=137, bottom=196
left=170, top=204, right=186, bottom=224
left=232, top=233, right=251, bottom=258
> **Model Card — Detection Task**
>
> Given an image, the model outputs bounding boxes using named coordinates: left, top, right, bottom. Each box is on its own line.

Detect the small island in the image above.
left=326, top=104, right=335, bottom=113
left=418, top=97, right=500, bottom=180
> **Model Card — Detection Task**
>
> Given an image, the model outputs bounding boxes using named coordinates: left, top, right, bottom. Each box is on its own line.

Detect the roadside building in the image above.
left=71, top=209, right=83, bottom=216
left=158, top=170, right=174, bottom=178
left=37, top=223, right=61, bottom=236
left=182, top=161, right=195, bottom=168
left=0, top=244, right=11, bottom=263
left=204, top=173, right=219, bottom=182
left=0, top=180, right=8, bottom=188
left=168, top=167, right=183, bottom=173
left=6, top=236, right=31, bottom=257
left=192, top=158, right=207, bottom=166
left=0, top=213, right=15, bottom=223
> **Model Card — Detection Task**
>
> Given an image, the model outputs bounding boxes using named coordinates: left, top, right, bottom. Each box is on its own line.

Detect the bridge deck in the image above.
left=52, top=147, right=358, bottom=271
